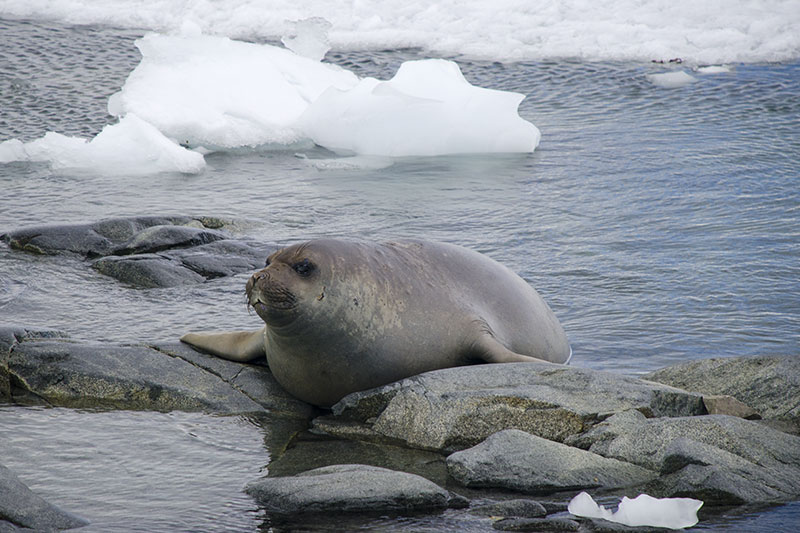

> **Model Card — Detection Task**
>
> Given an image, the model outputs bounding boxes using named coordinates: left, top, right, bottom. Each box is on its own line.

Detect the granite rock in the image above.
left=0, top=463, right=88, bottom=530
left=447, top=429, right=656, bottom=494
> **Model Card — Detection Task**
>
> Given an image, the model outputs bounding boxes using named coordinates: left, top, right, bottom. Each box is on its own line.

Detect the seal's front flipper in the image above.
left=472, top=333, right=558, bottom=365
left=180, top=327, right=266, bottom=362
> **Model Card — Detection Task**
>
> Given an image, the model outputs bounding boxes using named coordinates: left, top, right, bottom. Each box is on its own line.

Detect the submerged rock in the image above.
left=0, top=463, right=88, bottom=530
left=470, top=498, right=548, bottom=518
left=447, top=429, right=656, bottom=494
left=245, top=464, right=464, bottom=514
left=645, top=355, right=800, bottom=434
left=316, top=362, right=705, bottom=453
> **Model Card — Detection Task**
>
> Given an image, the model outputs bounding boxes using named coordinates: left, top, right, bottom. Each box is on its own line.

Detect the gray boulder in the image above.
left=646, top=355, right=800, bottom=433
left=2, top=329, right=312, bottom=418
left=0, top=216, right=215, bottom=257
left=566, top=410, right=800, bottom=504
left=1, top=216, right=275, bottom=288
left=316, top=363, right=705, bottom=453
left=470, top=499, right=548, bottom=518
left=447, top=429, right=656, bottom=494
left=245, top=464, right=464, bottom=514
left=0, top=463, right=88, bottom=530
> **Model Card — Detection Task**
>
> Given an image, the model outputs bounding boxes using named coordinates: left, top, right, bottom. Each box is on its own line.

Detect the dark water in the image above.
left=1, top=18, right=798, bottom=532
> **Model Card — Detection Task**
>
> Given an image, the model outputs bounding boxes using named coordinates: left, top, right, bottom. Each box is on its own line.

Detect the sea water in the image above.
left=1, top=4, right=799, bottom=531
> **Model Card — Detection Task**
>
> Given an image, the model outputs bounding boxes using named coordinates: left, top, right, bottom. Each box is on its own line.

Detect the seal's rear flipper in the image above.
left=473, top=333, right=561, bottom=365
left=180, top=327, right=266, bottom=362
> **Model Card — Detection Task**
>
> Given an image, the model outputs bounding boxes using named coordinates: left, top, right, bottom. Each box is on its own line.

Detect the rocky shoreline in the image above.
left=1, top=217, right=799, bottom=531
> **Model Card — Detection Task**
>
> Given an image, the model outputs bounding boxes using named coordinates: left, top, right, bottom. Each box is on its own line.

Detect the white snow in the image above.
left=0, top=114, right=205, bottom=175
left=568, top=491, right=703, bottom=530
left=1, top=0, right=798, bottom=64
left=647, top=71, right=699, bottom=88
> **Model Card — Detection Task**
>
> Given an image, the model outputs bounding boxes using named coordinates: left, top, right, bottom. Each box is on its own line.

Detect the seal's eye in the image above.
left=265, top=257, right=271, bottom=267
left=292, top=259, right=314, bottom=277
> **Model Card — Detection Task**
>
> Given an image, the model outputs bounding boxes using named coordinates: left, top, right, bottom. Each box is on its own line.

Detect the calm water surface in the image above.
left=1, top=18, right=798, bottom=532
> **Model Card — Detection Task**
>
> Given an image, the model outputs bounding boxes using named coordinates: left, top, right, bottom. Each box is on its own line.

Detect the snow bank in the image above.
left=0, top=114, right=205, bottom=175
left=568, top=491, right=703, bottom=530
left=1, top=0, right=798, bottom=64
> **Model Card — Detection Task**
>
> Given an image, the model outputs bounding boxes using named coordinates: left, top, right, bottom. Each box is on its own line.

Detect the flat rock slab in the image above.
left=245, top=464, right=464, bottom=514
left=447, top=429, right=656, bottom=494
left=1, top=327, right=312, bottom=418
left=646, top=355, right=800, bottom=434
left=566, top=410, right=800, bottom=504
left=317, top=362, right=705, bottom=453
left=1, top=216, right=276, bottom=288
left=0, top=463, right=88, bottom=530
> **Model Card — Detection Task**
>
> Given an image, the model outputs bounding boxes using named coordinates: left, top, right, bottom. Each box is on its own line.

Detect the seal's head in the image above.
left=246, top=242, right=328, bottom=328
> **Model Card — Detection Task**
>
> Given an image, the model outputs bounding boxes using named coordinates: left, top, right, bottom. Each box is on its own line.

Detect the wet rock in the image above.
left=317, top=363, right=705, bottom=453
left=645, top=355, right=799, bottom=434
left=566, top=411, right=800, bottom=504
left=92, top=254, right=205, bottom=288
left=493, top=517, right=580, bottom=531
left=470, top=499, right=548, bottom=518
left=0, top=216, right=212, bottom=257
left=0, top=463, right=88, bottom=530
left=447, top=430, right=656, bottom=494
left=245, top=464, right=461, bottom=514
left=110, top=225, right=226, bottom=256
left=1, top=216, right=274, bottom=289
left=2, top=331, right=312, bottom=418
left=0, top=326, right=70, bottom=400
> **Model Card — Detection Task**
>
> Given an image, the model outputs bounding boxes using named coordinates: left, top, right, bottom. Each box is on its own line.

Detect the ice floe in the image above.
left=568, top=491, right=703, bottom=530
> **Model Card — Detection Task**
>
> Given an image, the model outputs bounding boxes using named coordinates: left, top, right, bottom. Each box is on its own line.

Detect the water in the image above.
left=1, top=17, right=799, bottom=532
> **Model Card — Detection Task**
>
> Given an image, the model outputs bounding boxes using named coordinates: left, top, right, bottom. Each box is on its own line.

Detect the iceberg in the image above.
left=568, top=491, right=703, bottom=530
left=300, top=59, right=540, bottom=156
left=0, top=114, right=205, bottom=175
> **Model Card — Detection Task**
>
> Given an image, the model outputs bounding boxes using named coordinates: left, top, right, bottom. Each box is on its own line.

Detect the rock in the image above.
left=0, top=216, right=210, bottom=257
left=470, top=499, right=548, bottom=518
left=645, top=355, right=799, bottom=433
left=110, top=225, right=226, bottom=256
left=566, top=411, right=800, bottom=504
left=702, top=395, right=761, bottom=420
left=3, top=332, right=312, bottom=418
left=1, top=216, right=274, bottom=289
left=317, top=363, right=705, bottom=453
left=245, top=464, right=462, bottom=514
left=447, top=430, right=656, bottom=494
left=92, top=254, right=206, bottom=288
left=0, top=326, right=70, bottom=400
left=0, top=463, right=88, bottom=530
left=493, top=517, right=580, bottom=531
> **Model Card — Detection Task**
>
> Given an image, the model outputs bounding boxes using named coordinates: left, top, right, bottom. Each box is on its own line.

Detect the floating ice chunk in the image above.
left=0, top=114, right=205, bottom=174
left=696, top=65, right=733, bottom=74
left=281, top=17, right=332, bottom=62
left=568, top=491, right=703, bottom=530
left=108, top=31, right=358, bottom=150
left=300, top=59, right=540, bottom=156
left=646, top=71, right=698, bottom=88
left=296, top=153, right=394, bottom=171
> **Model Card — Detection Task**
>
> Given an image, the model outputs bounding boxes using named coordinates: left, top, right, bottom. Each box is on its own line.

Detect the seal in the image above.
left=181, top=239, right=571, bottom=407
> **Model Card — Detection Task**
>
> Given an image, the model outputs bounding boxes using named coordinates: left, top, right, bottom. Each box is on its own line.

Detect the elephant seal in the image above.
left=181, top=239, right=571, bottom=407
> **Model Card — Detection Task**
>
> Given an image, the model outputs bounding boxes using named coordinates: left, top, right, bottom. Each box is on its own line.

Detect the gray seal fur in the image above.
left=182, top=239, right=570, bottom=407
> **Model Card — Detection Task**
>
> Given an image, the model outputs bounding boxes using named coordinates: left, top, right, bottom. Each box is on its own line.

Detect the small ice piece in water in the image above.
left=281, top=17, right=332, bottom=62
left=646, top=71, right=698, bottom=88
left=299, top=59, right=540, bottom=157
left=568, top=491, right=703, bottom=530
left=696, top=65, right=732, bottom=74
left=0, top=114, right=205, bottom=174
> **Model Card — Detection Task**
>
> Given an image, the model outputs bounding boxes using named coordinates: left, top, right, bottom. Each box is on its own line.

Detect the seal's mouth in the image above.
left=246, top=270, right=298, bottom=319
